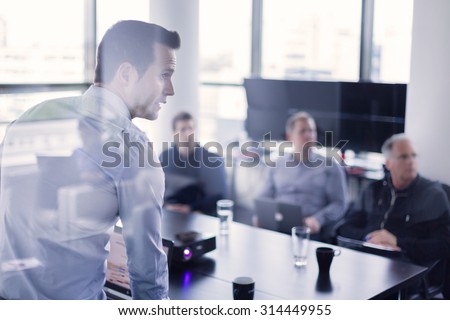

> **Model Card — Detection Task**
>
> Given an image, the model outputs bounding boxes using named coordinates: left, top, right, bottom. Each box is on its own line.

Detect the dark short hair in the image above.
left=94, top=20, right=181, bottom=83
left=172, top=111, right=194, bottom=131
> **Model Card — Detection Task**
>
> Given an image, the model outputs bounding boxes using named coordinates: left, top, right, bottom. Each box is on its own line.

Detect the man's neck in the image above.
left=176, top=142, right=195, bottom=157
left=293, top=148, right=311, bottom=162
left=391, top=176, right=416, bottom=191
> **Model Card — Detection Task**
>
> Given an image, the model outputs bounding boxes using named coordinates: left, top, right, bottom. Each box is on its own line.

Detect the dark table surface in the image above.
left=163, top=210, right=427, bottom=300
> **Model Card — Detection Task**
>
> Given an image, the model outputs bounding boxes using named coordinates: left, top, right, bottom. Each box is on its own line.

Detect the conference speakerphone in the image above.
left=171, top=231, right=216, bottom=263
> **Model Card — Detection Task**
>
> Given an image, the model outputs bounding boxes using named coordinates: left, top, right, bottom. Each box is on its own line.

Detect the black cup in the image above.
left=315, top=273, right=333, bottom=292
left=233, top=276, right=255, bottom=300
left=316, top=247, right=341, bottom=275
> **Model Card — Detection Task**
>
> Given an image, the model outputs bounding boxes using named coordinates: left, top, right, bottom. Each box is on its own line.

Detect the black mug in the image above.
left=316, top=247, right=341, bottom=275
left=316, top=273, right=333, bottom=292
left=233, top=276, right=255, bottom=300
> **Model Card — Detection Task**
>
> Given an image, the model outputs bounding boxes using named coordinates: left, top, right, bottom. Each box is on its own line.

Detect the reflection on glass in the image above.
left=0, top=90, right=83, bottom=142
left=0, top=87, right=161, bottom=299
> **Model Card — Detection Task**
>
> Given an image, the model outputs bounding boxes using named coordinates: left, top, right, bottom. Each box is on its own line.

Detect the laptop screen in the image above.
left=254, top=197, right=303, bottom=234
left=104, top=227, right=174, bottom=299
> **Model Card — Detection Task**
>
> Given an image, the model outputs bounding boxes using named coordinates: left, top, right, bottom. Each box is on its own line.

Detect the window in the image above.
left=198, top=85, right=247, bottom=145
left=199, top=0, right=252, bottom=84
left=0, top=2, right=416, bottom=144
left=96, top=0, right=150, bottom=44
left=0, top=0, right=84, bottom=83
left=371, top=0, right=413, bottom=82
left=198, top=0, right=252, bottom=143
left=262, top=0, right=362, bottom=81
left=0, top=0, right=150, bottom=141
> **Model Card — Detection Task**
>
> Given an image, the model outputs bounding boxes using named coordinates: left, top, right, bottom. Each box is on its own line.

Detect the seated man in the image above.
left=258, top=111, right=348, bottom=242
left=338, top=133, right=450, bottom=298
left=160, top=111, right=227, bottom=215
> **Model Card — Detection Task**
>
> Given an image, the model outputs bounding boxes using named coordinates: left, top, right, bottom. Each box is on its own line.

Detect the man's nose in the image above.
left=164, top=80, right=175, bottom=96
left=303, top=132, right=313, bottom=140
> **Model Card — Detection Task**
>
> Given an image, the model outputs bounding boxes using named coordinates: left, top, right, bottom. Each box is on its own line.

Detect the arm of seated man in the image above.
left=365, top=229, right=401, bottom=251
left=304, top=216, right=321, bottom=234
left=165, top=203, right=192, bottom=214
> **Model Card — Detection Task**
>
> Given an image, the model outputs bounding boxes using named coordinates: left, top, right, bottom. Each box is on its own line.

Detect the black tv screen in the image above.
left=244, top=78, right=407, bottom=153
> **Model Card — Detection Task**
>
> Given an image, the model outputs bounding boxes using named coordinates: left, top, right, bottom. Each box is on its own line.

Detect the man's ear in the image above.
left=116, top=62, right=137, bottom=85
left=286, top=132, right=292, bottom=142
left=385, top=159, right=392, bottom=171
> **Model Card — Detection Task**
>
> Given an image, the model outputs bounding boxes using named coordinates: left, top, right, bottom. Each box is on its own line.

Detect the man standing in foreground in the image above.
left=0, top=21, right=180, bottom=299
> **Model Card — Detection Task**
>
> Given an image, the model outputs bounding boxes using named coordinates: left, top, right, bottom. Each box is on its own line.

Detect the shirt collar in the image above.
left=288, top=149, right=320, bottom=165
left=82, top=85, right=132, bottom=129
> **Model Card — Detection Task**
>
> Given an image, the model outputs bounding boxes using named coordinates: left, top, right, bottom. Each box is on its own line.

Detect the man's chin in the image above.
left=143, top=112, right=159, bottom=121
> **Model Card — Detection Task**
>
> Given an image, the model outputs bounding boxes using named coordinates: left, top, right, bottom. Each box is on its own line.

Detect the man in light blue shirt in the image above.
left=0, top=21, right=180, bottom=299
left=258, top=112, right=348, bottom=242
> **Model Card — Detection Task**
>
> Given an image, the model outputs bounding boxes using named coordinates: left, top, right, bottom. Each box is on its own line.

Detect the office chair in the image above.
left=410, top=258, right=447, bottom=299
left=393, top=182, right=450, bottom=299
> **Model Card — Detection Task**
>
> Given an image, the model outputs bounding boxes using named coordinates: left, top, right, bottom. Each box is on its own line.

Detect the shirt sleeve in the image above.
left=312, top=161, right=349, bottom=227
left=258, top=165, right=276, bottom=199
left=337, top=184, right=372, bottom=241
left=116, top=133, right=169, bottom=300
left=396, top=188, right=450, bottom=263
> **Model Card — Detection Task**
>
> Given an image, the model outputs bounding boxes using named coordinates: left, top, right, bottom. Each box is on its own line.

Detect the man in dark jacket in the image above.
left=338, top=133, right=450, bottom=298
left=160, top=111, right=228, bottom=215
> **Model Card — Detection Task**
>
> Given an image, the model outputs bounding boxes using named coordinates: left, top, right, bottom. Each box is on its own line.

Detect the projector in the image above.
left=115, top=214, right=217, bottom=263
left=171, top=231, right=216, bottom=263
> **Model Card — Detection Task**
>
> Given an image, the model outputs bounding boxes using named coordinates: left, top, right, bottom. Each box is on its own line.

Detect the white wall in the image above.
left=405, top=0, right=450, bottom=184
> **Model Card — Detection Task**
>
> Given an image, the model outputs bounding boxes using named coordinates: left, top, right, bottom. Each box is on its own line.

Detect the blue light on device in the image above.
left=183, top=247, right=193, bottom=260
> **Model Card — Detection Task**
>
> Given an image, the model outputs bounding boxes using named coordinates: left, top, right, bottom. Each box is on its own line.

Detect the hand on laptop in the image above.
left=165, top=203, right=192, bottom=214
left=365, top=229, right=401, bottom=251
left=304, top=216, right=321, bottom=234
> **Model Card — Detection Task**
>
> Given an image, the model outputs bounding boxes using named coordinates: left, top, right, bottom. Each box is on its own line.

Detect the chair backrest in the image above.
left=441, top=183, right=450, bottom=202
left=415, top=182, right=450, bottom=299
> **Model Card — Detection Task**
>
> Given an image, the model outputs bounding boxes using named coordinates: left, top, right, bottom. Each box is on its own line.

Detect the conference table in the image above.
left=163, top=210, right=427, bottom=300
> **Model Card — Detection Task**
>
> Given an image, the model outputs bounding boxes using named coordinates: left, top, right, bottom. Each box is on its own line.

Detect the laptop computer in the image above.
left=104, top=224, right=174, bottom=300
left=164, top=173, right=199, bottom=202
left=254, top=197, right=304, bottom=234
